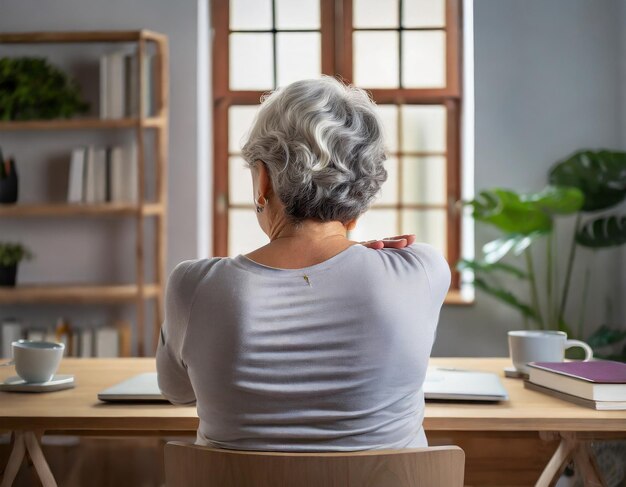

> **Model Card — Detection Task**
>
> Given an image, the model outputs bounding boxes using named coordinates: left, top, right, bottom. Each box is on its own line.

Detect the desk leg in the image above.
left=0, top=432, right=25, bottom=487
left=536, top=433, right=607, bottom=487
left=0, top=431, right=58, bottom=487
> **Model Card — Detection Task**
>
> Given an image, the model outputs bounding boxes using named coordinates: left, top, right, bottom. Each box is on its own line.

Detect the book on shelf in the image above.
left=95, top=326, right=119, bottom=357
left=1, top=319, right=22, bottom=358
left=93, top=148, right=107, bottom=203
left=67, top=144, right=137, bottom=205
left=79, top=327, right=94, bottom=358
left=524, top=380, right=626, bottom=410
left=21, top=322, right=127, bottom=358
left=527, top=361, right=626, bottom=402
left=26, top=328, right=46, bottom=342
left=67, top=147, right=86, bottom=203
left=84, top=146, right=97, bottom=203
left=109, top=144, right=138, bottom=204
left=100, top=50, right=156, bottom=119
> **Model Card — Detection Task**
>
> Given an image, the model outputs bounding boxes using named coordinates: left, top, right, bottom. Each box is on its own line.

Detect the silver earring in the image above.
left=255, top=195, right=268, bottom=213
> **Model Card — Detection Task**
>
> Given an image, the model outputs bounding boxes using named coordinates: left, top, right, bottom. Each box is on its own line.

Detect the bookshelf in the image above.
left=0, top=30, right=169, bottom=356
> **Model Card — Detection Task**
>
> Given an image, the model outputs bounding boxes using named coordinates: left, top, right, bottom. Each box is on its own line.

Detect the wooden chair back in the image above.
left=164, top=442, right=465, bottom=487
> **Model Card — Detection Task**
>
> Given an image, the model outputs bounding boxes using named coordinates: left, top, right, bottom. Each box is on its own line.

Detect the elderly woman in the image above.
left=156, top=77, right=450, bottom=451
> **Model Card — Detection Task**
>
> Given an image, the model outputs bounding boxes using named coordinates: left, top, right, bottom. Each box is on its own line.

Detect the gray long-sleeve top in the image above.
left=156, top=243, right=450, bottom=451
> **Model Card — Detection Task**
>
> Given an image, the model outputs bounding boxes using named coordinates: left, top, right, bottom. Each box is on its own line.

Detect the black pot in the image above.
left=0, top=264, right=17, bottom=286
left=0, top=173, right=18, bottom=204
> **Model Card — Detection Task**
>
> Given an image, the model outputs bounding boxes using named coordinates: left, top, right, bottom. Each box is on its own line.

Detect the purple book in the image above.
left=527, top=361, right=626, bottom=402
left=528, top=361, right=626, bottom=384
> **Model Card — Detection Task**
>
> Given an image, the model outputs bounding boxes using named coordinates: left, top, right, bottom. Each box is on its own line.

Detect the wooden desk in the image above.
left=1, top=358, right=625, bottom=486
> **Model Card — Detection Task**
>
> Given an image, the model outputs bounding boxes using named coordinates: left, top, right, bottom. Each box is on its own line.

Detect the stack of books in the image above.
left=67, top=145, right=138, bottom=204
left=100, top=50, right=156, bottom=119
left=0, top=318, right=131, bottom=358
left=524, top=361, right=626, bottom=410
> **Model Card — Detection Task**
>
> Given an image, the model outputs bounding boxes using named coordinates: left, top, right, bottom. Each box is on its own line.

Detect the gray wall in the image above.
left=432, top=0, right=626, bottom=356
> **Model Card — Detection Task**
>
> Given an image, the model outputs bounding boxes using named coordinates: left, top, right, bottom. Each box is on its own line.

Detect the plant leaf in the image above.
left=468, top=189, right=553, bottom=234
left=576, top=215, right=626, bottom=248
left=482, top=233, right=545, bottom=263
left=557, top=318, right=574, bottom=337
left=473, top=277, right=540, bottom=322
left=482, top=236, right=519, bottom=263
left=586, top=325, right=626, bottom=348
left=522, top=185, right=584, bottom=215
left=456, top=259, right=528, bottom=279
left=549, top=150, right=626, bottom=212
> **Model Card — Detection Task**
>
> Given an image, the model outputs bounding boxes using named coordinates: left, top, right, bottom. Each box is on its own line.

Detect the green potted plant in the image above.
left=0, top=243, right=33, bottom=286
left=460, top=150, right=626, bottom=361
left=0, top=57, right=89, bottom=120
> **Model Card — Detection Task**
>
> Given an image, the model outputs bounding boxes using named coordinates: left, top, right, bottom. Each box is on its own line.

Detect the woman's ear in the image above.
left=256, top=161, right=273, bottom=199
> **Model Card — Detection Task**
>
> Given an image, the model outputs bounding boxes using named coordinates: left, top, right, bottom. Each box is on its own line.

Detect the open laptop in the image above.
left=98, top=368, right=508, bottom=403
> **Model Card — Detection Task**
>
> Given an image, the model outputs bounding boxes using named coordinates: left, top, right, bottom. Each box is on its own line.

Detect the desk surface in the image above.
left=1, top=358, right=625, bottom=433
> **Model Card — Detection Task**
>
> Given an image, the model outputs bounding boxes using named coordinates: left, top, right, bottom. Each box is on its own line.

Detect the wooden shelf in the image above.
left=1, top=29, right=169, bottom=355
left=0, top=284, right=159, bottom=304
left=0, top=117, right=166, bottom=131
left=0, top=30, right=167, bottom=44
left=0, top=203, right=164, bottom=218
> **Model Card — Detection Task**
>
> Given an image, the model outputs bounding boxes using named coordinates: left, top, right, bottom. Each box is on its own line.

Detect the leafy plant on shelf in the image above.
left=0, top=57, right=89, bottom=121
left=459, top=150, right=626, bottom=361
left=0, top=243, right=33, bottom=267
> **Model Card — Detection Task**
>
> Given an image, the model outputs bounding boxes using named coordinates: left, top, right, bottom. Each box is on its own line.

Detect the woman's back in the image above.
left=158, top=243, right=450, bottom=452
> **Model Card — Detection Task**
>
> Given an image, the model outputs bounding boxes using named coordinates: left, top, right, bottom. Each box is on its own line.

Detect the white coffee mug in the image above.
left=12, top=340, right=65, bottom=383
left=508, top=330, right=593, bottom=374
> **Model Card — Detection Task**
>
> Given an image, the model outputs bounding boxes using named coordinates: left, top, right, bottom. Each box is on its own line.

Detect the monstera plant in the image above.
left=460, top=150, right=626, bottom=361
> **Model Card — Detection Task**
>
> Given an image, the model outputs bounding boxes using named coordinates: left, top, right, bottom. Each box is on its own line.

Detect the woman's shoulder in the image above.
left=367, top=243, right=451, bottom=298
left=169, top=257, right=225, bottom=287
left=368, top=242, right=447, bottom=270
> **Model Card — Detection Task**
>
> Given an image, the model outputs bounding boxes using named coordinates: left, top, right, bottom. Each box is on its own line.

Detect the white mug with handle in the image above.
left=508, top=330, right=593, bottom=374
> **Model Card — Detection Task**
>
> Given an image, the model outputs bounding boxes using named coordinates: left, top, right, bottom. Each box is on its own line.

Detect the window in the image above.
left=212, top=0, right=462, bottom=291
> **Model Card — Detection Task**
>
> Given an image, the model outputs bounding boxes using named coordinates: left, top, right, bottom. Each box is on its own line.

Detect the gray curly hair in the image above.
left=241, top=76, right=387, bottom=224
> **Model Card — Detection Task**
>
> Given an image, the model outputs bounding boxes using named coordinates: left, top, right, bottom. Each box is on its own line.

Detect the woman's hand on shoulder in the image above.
left=360, top=234, right=416, bottom=250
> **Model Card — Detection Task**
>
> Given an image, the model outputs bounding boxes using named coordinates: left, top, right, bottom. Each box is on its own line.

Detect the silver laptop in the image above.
left=98, top=368, right=509, bottom=403
left=98, top=372, right=166, bottom=402
left=423, top=367, right=509, bottom=402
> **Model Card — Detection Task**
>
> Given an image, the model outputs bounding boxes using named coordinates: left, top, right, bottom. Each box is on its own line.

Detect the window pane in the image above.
left=229, top=105, right=260, bottom=153
left=401, top=105, right=446, bottom=152
left=230, top=0, right=273, bottom=30
left=350, top=209, right=398, bottom=242
left=354, top=31, right=399, bottom=88
left=402, top=31, right=446, bottom=88
left=402, top=156, right=446, bottom=204
left=354, top=0, right=399, bottom=28
left=375, top=157, right=399, bottom=205
left=230, top=33, right=273, bottom=90
left=401, top=209, right=447, bottom=254
left=276, top=33, right=321, bottom=87
left=275, top=0, right=320, bottom=29
left=375, top=104, right=399, bottom=153
left=229, top=209, right=269, bottom=256
left=403, top=0, right=446, bottom=28
left=229, top=157, right=253, bottom=205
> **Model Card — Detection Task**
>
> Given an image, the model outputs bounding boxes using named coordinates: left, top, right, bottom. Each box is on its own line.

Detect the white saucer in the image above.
left=0, top=374, right=75, bottom=392
left=504, top=366, right=529, bottom=379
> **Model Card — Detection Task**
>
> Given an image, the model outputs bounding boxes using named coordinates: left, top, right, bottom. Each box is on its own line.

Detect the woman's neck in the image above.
left=246, top=219, right=357, bottom=269
left=270, top=219, right=349, bottom=243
